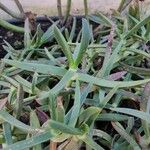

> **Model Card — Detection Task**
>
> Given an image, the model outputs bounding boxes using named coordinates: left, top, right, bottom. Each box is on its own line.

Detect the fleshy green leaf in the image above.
left=30, top=111, right=42, bottom=150
left=78, top=107, right=100, bottom=126
left=40, top=21, right=59, bottom=45
left=56, top=96, right=65, bottom=123
left=74, top=19, right=91, bottom=67
left=0, top=110, right=39, bottom=133
left=69, top=17, right=77, bottom=42
left=68, top=80, right=81, bottom=127
left=78, top=72, right=150, bottom=88
left=3, top=122, right=13, bottom=145
left=4, top=131, right=55, bottom=150
left=110, top=107, right=150, bottom=124
left=53, top=25, right=74, bottom=68
left=124, top=15, right=150, bottom=39
left=3, top=59, right=66, bottom=76
left=38, top=69, right=75, bottom=100
left=112, top=122, right=140, bottom=149
left=81, top=135, right=104, bottom=150
left=46, top=120, right=83, bottom=135
left=97, top=113, right=129, bottom=121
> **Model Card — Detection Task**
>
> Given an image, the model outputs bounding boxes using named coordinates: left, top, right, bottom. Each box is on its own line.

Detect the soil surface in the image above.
left=0, top=16, right=87, bottom=58
left=0, top=19, right=53, bottom=58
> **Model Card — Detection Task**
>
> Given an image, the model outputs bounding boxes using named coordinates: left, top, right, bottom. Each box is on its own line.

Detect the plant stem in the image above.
left=14, top=0, right=25, bottom=16
left=57, top=0, right=63, bottom=19
left=0, top=2, right=23, bottom=19
left=117, top=0, right=132, bottom=12
left=117, top=0, right=126, bottom=12
left=84, top=0, right=88, bottom=17
left=65, top=0, right=72, bottom=20
left=0, top=18, right=24, bottom=33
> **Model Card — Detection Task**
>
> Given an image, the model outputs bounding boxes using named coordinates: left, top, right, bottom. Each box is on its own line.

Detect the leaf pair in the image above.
left=53, top=18, right=91, bottom=69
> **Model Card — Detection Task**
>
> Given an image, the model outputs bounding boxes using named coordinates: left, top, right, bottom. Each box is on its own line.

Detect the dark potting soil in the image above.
left=0, top=16, right=101, bottom=59
left=0, top=18, right=54, bottom=58
left=0, top=27, right=23, bottom=58
left=0, top=17, right=70, bottom=57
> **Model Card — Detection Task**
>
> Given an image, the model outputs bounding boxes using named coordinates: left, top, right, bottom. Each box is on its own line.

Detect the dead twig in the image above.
left=84, top=0, right=88, bottom=16
left=14, top=0, right=24, bottom=15
left=0, top=2, right=23, bottom=19
left=65, top=0, right=72, bottom=21
left=57, top=0, right=63, bottom=19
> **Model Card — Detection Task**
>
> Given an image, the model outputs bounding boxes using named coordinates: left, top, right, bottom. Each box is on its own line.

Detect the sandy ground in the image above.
left=0, top=0, right=150, bottom=19
left=0, top=0, right=121, bottom=19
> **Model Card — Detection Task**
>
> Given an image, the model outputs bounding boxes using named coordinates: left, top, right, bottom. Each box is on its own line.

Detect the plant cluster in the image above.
left=0, top=0, right=150, bottom=150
